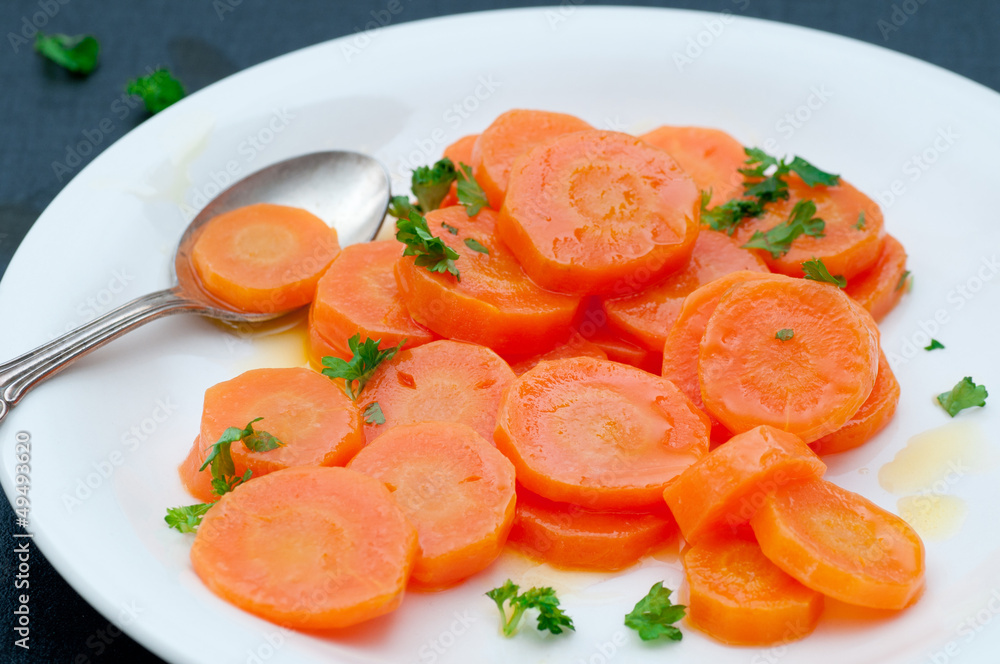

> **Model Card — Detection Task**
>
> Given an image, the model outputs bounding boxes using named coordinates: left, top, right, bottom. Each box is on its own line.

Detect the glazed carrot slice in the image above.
left=470, top=109, right=592, bottom=209
left=307, top=307, right=348, bottom=366
left=311, top=241, right=435, bottom=354
left=494, top=356, right=710, bottom=510
left=394, top=206, right=582, bottom=356
left=348, top=422, right=516, bottom=590
left=733, top=175, right=884, bottom=279
left=508, top=486, right=678, bottom=571
left=684, top=531, right=824, bottom=645
left=660, top=271, right=780, bottom=427
left=603, top=229, right=769, bottom=351
left=199, top=367, right=363, bottom=480
left=440, top=134, right=479, bottom=208
left=750, top=478, right=925, bottom=610
left=639, top=126, right=746, bottom=207
left=573, top=297, right=659, bottom=373
left=810, top=350, right=900, bottom=455
left=498, top=130, right=701, bottom=295
left=191, top=203, right=340, bottom=313
left=699, top=277, right=880, bottom=443
left=508, top=331, right=608, bottom=376
left=179, top=436, right=216, bottom=503
left=358, top=339, right=515, bottom=444
left=191, top=466, right=418, bottom=629
left=662, top=425, right=826, bottom=544
left=845, top=234, right=909, bottom=322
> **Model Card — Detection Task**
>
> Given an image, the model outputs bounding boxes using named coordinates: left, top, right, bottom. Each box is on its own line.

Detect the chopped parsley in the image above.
left=412, top=158, right=458, bottom=213
left=624, top=582, right=686, bottom=642
left=775, top=328, right=794, bottom=341
left=322, top=334, right=405, bottom=401
left=34, top=33, right=99, bottom=74
left=801, top=257, right=847, bottom=288
left=126, top=68, right=186, bottom=114
left=925, top=339, right=945, bottom=351
left=164, top=503, right=212, bottom=533
left=363, top=401, right=386, bottom=425
left=464, top=238, right=490, bottom=255
left=486, top=579, right=574, bottom=637
left=742, top=200, right=825, bottom=259
left=396, top=211, right=461, bottom=280
left=456, top=163, right=489, bottom=216
left=937, top=377, right=988, bottom=417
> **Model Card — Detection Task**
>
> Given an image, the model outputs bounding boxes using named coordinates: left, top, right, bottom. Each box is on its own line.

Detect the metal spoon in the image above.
left=0, top=151, right=391, bottom=424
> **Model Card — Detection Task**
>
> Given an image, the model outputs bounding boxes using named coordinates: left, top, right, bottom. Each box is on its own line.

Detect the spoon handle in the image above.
left=0, top=288, right=206, bottom=424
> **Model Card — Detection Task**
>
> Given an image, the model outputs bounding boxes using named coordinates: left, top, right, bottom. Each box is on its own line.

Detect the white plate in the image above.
left=3, top=7, right=1000, bottom=663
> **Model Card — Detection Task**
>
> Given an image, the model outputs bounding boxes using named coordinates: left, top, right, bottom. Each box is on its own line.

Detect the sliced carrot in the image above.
left=684, top=531, right=824, bottom=645
left=440, top=134, right=479, bottom=207
left=470, top=109, right=592, bottom=209
left=358, top=339, right=515, bottom=444
left=845, top=234, right=909, bottom=322
left=494, top=356, right=710, bottom=510
left=191, top=466, right=418, bottom=629
left=307, top=307, right=349, bottom=367
left=750, top=478, right=925, bottom=610
left=733, top=175, right=884, bottom=279
left=603, top=229, right=769, bottom=351
left=569, top=297, right=658, bottom=372
left=660, top=271, right=780, bottom=429
left=394, top=206, right=582, bottom=356
left=179, top=436, right=216, bottom=503
left=191, top=203, right=340, bottom=313
left=508, top=486, right=677, bottom=571
left=699, top=277, right=880, bottom=443
left=311, top=240, right=436, bottom=355
left=498, top=130, right=701, bottom=295
left=639, top=126, right=746, bottom=207
left=508, top=331, right=608, bottom=376
left=662, top=425, right=826, bottom=544
left=810, top=351, right=900, bottom=455
left=199, top=367, right=363, bottom=480
left=348, top=422, right=516, bottom=590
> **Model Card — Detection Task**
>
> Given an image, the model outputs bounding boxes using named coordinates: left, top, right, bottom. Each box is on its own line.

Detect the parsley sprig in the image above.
left=164, top=504, right=213, bottom=534
left=396, top=211, right=461, bottom=280
left=456, top=163, right=489, bottom=216
left=34, top=33, right=99, bottom=74
left=802, top=257, right=846, bottom=288
left=413, top=158, right=459, bottom=213
left=624, top=582, right=686, bottom=642
left=486, top=580, right=575, bottom=637
left=322, top=334, right=405, bottom=400
left=937, top=377, right=988, bottom=417
left=742, top=200, right=825, bottom=259
left=126, top=68, right=186, bottom=114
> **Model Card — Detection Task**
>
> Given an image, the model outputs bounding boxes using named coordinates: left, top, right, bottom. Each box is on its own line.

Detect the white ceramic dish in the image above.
left=2, top=7, right=999, bottom=663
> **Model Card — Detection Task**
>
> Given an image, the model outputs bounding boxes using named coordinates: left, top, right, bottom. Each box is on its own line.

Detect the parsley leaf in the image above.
left=787, top=156, right=840, bottom=187
left=802, top=257, right=846, bottom=288
left=456, top=163, right=489, bottom=216
left=776, top=328, right=794, bottom=341
left=937, top=377, right=988, bottom=417
left=742, top=200, right=825, bottom=259
left=412, top=158, right=458, bottom=213
left=442, top=222, right=459, bottom=235
left=486, top=579, right=575, bottom=637
left=925, top=339, right=945, bottom=351
left=699, top=190, right=764, bottom=236
left=322, top=335, right=405, bottom=401
left=897, top=270, right=912, bottom=292
left=854, top=211, right=866, bottom=230
left=388, top=195, right=420, bottom=221
left=363, top=401, right=386, bottom=425
left=624, top=582, right=686, bottom=642
left=164, top=503, right=212, bottom=533
left=464, top=238, right=490, bottom=255
left=396, top=211, right=461, bottom=280
left=126, top=68, right=186, bottom=114
left=34, top=33, right=99, bottom=74
left=199, top=418, right=282, bottom=496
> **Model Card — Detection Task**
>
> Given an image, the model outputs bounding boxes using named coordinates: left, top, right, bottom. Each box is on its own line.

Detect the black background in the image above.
left=0, top=1, right=996, bottom=662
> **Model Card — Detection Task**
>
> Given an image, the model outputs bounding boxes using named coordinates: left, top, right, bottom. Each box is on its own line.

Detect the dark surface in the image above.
left=0, top=1, right=997, bottom=661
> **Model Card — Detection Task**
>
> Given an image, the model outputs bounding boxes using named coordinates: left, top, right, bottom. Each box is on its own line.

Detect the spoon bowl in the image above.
left=0, top=151, right=391, bottom=421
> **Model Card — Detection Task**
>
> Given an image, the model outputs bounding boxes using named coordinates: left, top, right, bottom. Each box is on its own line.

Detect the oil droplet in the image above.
left=897, top=494, right=968, bottom=540
left=878, top=421, right=990, bottom=495
left=216, top=311, right=311, bottom=370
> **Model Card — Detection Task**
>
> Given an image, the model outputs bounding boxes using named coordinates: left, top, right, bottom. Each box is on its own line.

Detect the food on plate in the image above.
left=164, top=109, right=923, bottom=650
left=191, top=202, right=340, bottom=312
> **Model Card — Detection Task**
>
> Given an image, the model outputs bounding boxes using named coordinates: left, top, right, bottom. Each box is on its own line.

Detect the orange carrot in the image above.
left=471, top=109, right=592, bottom=209
left=179, top=436, right=215, bottom=503
left=845, top=234, right=909, bottom=322
left=639, top=126, right=747, bottom=207
left=191, top=203, right=340, bottom=313
left=191, top=466, right=418, bottom=629
left=603, top=229, right=769, bottom=351
left=750, top=478, right=925, bottom=610
left=508, top=332, right=608, bottom=376
left=733, top=176, right=884, bottom=279
left=199, top=367, right=363, bottom=480
left=311, top=241, right=436, bottom=355
left=348, top=422, right=516, bottom=590
left=394, top=206, right=582, bottom=356
left=498, top=130, right=701, bottom=295
left=684, top=530, right=824, bottom=645
left=698, top=277, right=880, bottom=443
left=358, top=339, right=515, bottom=444
left=508, top=486, right=677, bottom=571
left=440, top=134, right=479, bottom=207
left=494, top=356, right=710, bottom=510
left=810, top=351, right=900, bottom=455
left=662, top=425, right=826, bottom=544
left=307, top=307, right=348, bottom=366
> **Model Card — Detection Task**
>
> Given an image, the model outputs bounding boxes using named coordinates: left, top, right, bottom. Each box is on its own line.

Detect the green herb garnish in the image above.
left=486, top=579, right=575, bottom=637
left=742, top=200, right=825, bottom=259
left=457, top=163, right=489, bottom=216
left=412, top=158, right=458, bottom=213
left=925, top=339, right=945, bottom=351
left=388, top=195, right=420, bottom=221
left=464, top=238, right=490, bottom=255
left=164, top=503, right=213, bottom=533
left=322, top=335, right=405, bottom=401
left=396, top=211, right=461, bottom=280
left=854, top=211, right=866, bottom=230
left=624, top=582, right=686, bottom=642
left=802, top=257, right=846, bottom=288
left=897, top=270, right=911, bottom=292
left=34, top=33, right=99, bottom=74
left=776, top=328, right=794, bottom=341
left=937, top=377, right=988, bottom=417
left=363, top=401, right=386, bottom=425
left=126, top=68, right=186, bottom=114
